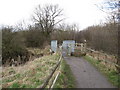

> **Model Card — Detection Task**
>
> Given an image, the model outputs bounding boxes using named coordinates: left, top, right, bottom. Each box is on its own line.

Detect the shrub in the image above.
left=2, top=26, right=28, bottom=65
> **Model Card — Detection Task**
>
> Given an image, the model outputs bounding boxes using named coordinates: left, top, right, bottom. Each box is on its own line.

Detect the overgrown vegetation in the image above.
left=2, top=53, right=60, bottom=88
left=54, top=60, right=75, bottom=88
left=1, top=4, right=64, bottom=65
left=79, top=24, right=118, bottom=55
left=24, top=29, right=47, bottom=48
left=2, top=27, right=29, bottom=65
left=83, top=55, right=119, bottom=87
left=27, top=46, right=50, bottom=56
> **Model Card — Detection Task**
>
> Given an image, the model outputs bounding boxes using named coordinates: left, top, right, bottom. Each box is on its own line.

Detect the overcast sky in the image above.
left=0, top=0, right=108, bottom=30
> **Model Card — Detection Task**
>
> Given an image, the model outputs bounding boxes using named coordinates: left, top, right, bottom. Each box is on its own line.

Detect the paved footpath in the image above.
left=63, top=56, right=117, bottom=88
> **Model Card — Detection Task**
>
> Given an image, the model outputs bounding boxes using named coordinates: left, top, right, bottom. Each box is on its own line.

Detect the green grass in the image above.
left=83, top=55, right=119, bottom=87
left=54, top=59, right=76, bottom=88
left=10, top=82, right=20, bottom=88
left=2, top=53, right=60, bottom=88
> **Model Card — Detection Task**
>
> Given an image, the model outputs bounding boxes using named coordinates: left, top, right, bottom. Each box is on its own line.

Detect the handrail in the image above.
left=86, top=48, right=120, bottom=68
left=50, top=71, right=60, bottom=89
left=39, top=53, right=62, bottom=89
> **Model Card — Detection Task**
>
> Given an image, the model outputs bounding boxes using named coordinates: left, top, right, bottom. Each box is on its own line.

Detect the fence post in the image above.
left=81, top=43, right=83, bottom=52
left=84, top=40, right=87, bottom=53
left=97, top=52, right=100, bottom=61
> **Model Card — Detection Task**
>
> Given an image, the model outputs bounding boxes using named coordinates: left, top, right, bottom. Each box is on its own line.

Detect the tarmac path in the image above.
left=63, top=55, right=116, bottom=88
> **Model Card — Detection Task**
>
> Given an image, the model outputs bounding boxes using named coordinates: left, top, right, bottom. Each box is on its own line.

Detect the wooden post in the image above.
left=81, top=43, right=83, bottom=52
left=97, top=52, right=99, bottom=61
left=84, top=42, right=86, bottom=53
left=17, top=55, right=21, bottom=65
left=104, top=54, right=107, bottom=66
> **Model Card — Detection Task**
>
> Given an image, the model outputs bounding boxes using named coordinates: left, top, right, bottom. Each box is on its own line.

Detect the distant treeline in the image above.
left=1, top=22, right=118, bottom=65
left=78, top=23, right=118, bottom=55
left=52, top=23, right=118, bottom=55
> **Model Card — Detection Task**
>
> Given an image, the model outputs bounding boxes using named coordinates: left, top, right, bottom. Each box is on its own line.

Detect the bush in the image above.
left=2, top=26, right=28, bottom=65
left=24, top=29, right=46, bottom=48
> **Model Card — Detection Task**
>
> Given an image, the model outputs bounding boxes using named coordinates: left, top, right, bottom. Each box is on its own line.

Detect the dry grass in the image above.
left=87, top=49, right=117, bottom=64
left=2, top=53, right=60, bottom=88
left=27, top=46, right=51, bottom=55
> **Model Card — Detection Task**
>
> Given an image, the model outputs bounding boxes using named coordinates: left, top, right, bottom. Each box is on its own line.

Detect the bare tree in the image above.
left=95, top=0, right=119, bottom=24
left=32, top=4, right=64, bottom=37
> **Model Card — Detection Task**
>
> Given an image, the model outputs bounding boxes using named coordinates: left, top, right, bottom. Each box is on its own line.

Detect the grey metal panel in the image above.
left=62, top=40, right=75, bottom=54
left=51, top=40, right=57, bottom=52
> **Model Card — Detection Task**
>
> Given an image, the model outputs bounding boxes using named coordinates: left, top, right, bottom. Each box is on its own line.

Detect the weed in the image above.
left=9, top=82, right=20, bottom=88
left=20, top=84, right=27, bottom=88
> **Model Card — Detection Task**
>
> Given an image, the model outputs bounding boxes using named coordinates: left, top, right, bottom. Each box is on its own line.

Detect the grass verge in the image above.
left=54, top=59, right=76, bottom=88
left=83, top=55, right=119, bottom=87
left=2, top=53, right=60, bottom=88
